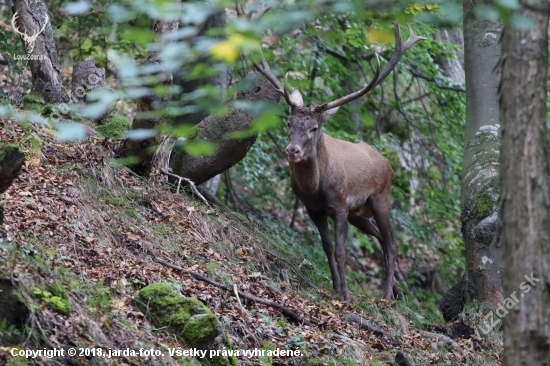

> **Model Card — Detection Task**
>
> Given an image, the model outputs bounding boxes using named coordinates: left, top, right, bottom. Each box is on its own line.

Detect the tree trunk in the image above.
left=171, top=74, right=281, bottom=184
left=500, top=6, right=550, bottom=365
left=122, top=2, right=182, bottom=176
left=0, top=146, right=25, bottom=225
left=440, top=0, right=504, bottom=320
left=12, top=0, right=68, bottom=103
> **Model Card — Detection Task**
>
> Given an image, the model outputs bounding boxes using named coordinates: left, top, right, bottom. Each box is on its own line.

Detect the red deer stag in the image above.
left=254, top=23, right=425, bottom=303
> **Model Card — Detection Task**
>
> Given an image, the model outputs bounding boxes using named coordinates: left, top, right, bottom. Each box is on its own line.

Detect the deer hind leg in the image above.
left=370, top=194, right=398, bottom=300
left=308, top=210, right=340, bottom=292
left=348, top=215, right=383, bottom=242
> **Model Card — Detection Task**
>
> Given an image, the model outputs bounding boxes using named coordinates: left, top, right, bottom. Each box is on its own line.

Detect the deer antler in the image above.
left=252, top=54, right=296, bottom=108
left=316, top=23, right=426, bottom=112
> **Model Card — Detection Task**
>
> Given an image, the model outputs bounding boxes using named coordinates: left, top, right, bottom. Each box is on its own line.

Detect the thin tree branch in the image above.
left=156, top=258, right=311, bottom=325
left=159, top=168, right=212, bottom=210
left=409, top=69, right=465, bottom=93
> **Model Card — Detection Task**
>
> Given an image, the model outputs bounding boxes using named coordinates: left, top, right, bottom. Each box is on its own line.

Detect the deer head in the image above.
left=11, top=11, right=49, bottom=54
left=284, top=90, right=341, bottom=162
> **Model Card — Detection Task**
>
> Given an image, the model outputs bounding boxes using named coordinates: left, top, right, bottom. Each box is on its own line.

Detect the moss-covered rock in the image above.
left=22, top=91, right=83, bottom=123
left=182, top=313, right=222, bottom=347
left=96, top=114, right=131, bottom=139
left=136, top=283, right=236, bottom=366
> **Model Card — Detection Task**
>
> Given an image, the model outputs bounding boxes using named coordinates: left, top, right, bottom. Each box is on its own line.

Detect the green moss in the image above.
left=136, top=283, right=235, bottom=366
left=96, top=114, right=131, bottom=139
left=137, top=283, right=210, bottom=329
left=0, top=96, right=11, bottom=106
left=473, top=191, right=495, bottom=220
left=182, top=313, right=221, bottom=346
left=23, top=92, right=46, bottom=113
left=22, top=91, right=83, bottom=122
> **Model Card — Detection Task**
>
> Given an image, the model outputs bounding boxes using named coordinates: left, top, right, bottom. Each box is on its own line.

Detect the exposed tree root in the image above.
left=345, top=313, right=395, bottom=339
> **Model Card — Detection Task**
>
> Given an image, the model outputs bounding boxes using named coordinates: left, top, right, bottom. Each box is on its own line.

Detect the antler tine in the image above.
left=404, top=23, right=426, bottom=49
left=251, top=4, right=271, bottom=20
left=252, top=56, right=295, bottom=107
left=318, top=22, right=426, bottom=112
left=239, top=1, right=293, bottom=106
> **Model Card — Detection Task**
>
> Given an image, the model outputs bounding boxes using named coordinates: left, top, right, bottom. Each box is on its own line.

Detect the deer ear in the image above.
left=289, top=89, right=304, bottom=107
left=320, top=107, right=340, bottom=122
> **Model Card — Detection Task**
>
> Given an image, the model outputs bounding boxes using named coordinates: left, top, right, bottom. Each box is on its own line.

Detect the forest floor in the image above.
left=0, top=117, right=502, bottom=365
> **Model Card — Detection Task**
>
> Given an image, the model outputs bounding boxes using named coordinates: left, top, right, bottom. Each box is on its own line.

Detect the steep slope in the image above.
left=0, top=117, right=500, bottom=365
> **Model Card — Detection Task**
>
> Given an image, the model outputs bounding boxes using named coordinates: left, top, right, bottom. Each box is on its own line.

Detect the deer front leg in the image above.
left=334, top=210, right=350, bottom=304
left=308, top=211, right=340, bottom=292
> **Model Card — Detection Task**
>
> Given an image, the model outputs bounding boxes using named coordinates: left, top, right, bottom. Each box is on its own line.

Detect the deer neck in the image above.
left=290, top=135, right=328, bottom=195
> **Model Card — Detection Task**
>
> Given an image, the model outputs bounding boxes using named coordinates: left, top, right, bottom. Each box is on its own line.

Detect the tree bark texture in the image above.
left=500, top=6, right=550, bottom=365
left=171, top=74, right=281, bottom=185
left=440, top=0, right=504, bottom=319
left=12, top=0, right=68, bottom=103
left=70, top=57, right=106, bottom=104
left=0, top=146, right=25, bottom=225
left=0, top=146, right=24, bottom=195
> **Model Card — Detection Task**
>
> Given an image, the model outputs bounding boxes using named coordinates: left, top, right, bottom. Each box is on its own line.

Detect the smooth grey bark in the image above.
left=440, top=0, right=503, bottom=321
left=12, top=0, right=68, bottom=103
left=171, top=74, right=281, bottom=184
left=500, top=5, right=550, bottom=365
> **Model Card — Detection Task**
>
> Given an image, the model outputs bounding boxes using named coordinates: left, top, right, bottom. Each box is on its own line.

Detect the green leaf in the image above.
left=53, top=122, right=87, bottom=142
left=510, top=14, right=534, bottom=30
left=121, top=29, right=157, bottom=47
left=494, top=0, right=521, bottom=10
left=183, top=140, right=216, bottom=156
left=126, top=129, right=157, bottom=141
left=64, top=1, right=91, bottom=15
left=474, top=5, right=500, bottom=21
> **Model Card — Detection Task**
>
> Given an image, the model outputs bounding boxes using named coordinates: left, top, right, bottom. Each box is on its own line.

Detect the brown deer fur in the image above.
left=285, top=99, right=398, bottom=303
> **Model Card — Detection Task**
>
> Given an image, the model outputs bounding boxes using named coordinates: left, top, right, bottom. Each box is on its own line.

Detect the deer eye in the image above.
left=287, top=122, right=291, bottom=128
left=310, top=127, right=318, bottom=133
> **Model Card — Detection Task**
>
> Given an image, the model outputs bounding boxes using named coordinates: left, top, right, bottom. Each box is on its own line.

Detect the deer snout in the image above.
left=285, top=145, right=302, bottom=162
